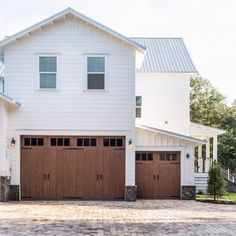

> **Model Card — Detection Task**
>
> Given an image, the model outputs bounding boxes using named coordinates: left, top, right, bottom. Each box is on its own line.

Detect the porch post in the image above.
left=213, top=135, right=218, bottom=162
left=198, top=145, right=203, bottom=172
left=205, top=138, right=210, bottom=172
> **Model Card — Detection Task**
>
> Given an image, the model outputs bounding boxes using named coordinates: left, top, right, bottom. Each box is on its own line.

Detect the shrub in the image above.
left=207, top=162, right=225, bottom=201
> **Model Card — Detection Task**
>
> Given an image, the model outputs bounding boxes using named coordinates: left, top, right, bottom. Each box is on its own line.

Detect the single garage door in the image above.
left=21, top=136, right=125, bottom=200
left=136, top=152, right=180, bottom=199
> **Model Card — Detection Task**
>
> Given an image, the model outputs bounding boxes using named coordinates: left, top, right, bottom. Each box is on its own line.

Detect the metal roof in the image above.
left=0, top=7, right=145, bottom=53
left=136, top=124, right=206, bottom=144
left=131, top=37, right=197, bottom=73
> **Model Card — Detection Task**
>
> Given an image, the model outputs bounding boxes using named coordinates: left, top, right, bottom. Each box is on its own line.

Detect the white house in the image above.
left=0, top=8, right=224, bottom=201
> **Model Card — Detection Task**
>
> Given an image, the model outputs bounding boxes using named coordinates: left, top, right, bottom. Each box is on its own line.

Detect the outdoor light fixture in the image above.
left=128, top=139, right=133, bottom=147
left=186, top=153, right=190, bottom=159
left=10, top=137, right=16, bottom=147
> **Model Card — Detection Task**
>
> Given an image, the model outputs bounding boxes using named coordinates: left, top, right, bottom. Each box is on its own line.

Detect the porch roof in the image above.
left=0, top=93, right=21, bottom=107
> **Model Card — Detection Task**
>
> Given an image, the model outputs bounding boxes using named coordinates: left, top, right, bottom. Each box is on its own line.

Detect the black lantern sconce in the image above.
left=128, top=139, right=133, bottom=147
left=186, top=153, right=190, bottom=159
left=10, top=137, right=16, bottom=147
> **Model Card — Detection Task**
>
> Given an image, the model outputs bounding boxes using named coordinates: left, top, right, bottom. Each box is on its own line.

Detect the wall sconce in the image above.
left=10, top=137, right=16, bottom=147
left=186, top=153, right=190, bottom=159
left=128, top=139, right=133, bottom=147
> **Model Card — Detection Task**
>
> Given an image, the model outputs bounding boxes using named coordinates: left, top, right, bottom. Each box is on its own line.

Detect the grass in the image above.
left=197, top=192, right=236, bottom=202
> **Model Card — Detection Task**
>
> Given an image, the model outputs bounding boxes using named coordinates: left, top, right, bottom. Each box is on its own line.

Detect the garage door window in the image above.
left=50, top=138, right=70, bottom=146
left=136, top=152, right=153, bottom=161
left=77, top=138, right=97, bottom=147
left=160, top=152, right=178, bottom=161
left=24, top=137, right=44, bottom=146
left=103, top=138, right=123, bottom=147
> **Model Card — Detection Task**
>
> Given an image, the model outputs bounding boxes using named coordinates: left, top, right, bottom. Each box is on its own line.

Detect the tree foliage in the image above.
left=190, top=76, right=236, bottom=171
left=207, top=162, right=225, bottom=200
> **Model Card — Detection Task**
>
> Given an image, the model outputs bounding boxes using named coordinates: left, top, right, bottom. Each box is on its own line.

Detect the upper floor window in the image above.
left=136, top=96, right=142, bottom=118
left=87, top=57, right=105, bottom=90
left=39, top=56, right=57, bottom=89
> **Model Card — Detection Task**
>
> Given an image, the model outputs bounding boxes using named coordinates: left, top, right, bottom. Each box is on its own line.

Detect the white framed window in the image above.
left=136, top=96, right=142, bottom=118
left=87, top=56, right=105, bottom=90
left=39, top=56, right=57, bottom=89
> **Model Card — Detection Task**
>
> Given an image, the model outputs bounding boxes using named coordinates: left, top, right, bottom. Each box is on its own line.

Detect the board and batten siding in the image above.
left=136, top=72, right=190, bottom=135
left=3, top=18, right=136, bottom=186
left=136, top=128, right=195, bottom=186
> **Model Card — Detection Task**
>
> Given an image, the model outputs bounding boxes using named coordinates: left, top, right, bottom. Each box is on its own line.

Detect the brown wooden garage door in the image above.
left=136, top=152, right=180, bottom=199
left=21, top=136, right=125, bottom=200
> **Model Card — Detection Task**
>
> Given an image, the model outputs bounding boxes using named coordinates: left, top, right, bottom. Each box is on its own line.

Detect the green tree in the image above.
left=207, top=162, right=225, bottom=201
left=190, top=76, right=236, bottom=171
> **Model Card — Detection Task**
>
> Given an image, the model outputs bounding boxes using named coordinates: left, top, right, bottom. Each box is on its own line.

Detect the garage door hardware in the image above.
left=153, top=174, right=159, bottom=180
left=44, top=174, right=50, bottom=180
left=97, top=174, right=103, bottom=180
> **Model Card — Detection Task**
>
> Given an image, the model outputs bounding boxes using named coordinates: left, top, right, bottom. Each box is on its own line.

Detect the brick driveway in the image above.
left=0, top=200, right=236, bottom=235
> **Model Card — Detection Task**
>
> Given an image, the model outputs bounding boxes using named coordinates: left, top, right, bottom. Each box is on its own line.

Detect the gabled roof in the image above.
left=137, top=124, right=206, bottom=144
left=190, top=122, right=226, bottom=137
left=0, top=93, right=21, bottom=107
left=131, top=37, right=197, bottom=73
left=0, top=7, right=145, bottom=53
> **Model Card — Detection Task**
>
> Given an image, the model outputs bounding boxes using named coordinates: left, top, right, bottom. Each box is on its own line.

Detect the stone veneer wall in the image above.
left=0, top=176, right=10, bottom=202
left=125, top=186, right=137, bottom=201
left=10, top=185, right=20, bottom=201
left=181, top=186, right=196, bottom=200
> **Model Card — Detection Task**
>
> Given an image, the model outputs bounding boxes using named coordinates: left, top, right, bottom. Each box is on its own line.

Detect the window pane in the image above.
left=136, top=108, right=141, bottom=118
left=136, top=96, right=142, bottom=106
left=142, top=153, right=146, bottom=161
left=58, top=138, right=63, bottom=146
left=39, top=57, right=57, bottom=72
left=84, top=138, right=90, bottom=146
left=87, top=57, right=105, bottom=72
left=160, top=153, right=165, bottom=161
left=103, top=139, right=109, bottom=146
left=148, top=153, right=153, bottom=161
left=110, top=139, right=116, bottom=146
left=77, top=138, right=83, bottom=146
left=31, top=138, right=37, bottom=146
left=136, top=153, right=140, bottom=161
left=91, top=139, right=96, bottom=146
left=40, top=74, right=56, bottom=89
left=87, top=74, right=104, bottom=90
left=51, top=138, right=56, bottom=146
left=24, top=138, right=30, bottom=146
left=117, top=139, right=123, bottom=147
left=64, top=138, right=70, bottom=146
left=38, top=138, right=44, bottom=146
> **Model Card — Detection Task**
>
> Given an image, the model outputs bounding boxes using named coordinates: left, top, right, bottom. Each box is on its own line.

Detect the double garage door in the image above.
left=136, top=152, right=180, bottom=199
left=21, top=136, right=125, bottom=200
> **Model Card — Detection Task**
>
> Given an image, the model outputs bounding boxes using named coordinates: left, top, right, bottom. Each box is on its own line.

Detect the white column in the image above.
left=198, top=145, right=202, bottom=172
left=213, top=135, right=218, bottom=162
left=205, top=138, right=210, bottom=172
left=0, top=102, right=7, bottom=176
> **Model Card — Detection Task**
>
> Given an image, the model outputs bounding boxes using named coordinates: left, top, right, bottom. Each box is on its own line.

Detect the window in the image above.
left=50, top=138, right=70, bottom=147
left=160, top=152, right=179, bottom=161
left=23, top=137, right=44, bottom=146
left=103, top=138, right=123, bottom=147
left=136, top=96, right=142, bottom=118
left=135, top=152, right=153, bottom=161
left=39, top=56, right=57, bottom=89
left=77, top=138, right=97, bottom=147
left=87, top=57, right=105, bottom=90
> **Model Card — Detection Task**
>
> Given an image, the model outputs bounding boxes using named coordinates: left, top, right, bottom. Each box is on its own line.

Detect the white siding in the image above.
left=3, top=18, right=136, bottom=186
left=136, top=127, right=195, bottom=186
left=136, top=72, right=190, bottom=135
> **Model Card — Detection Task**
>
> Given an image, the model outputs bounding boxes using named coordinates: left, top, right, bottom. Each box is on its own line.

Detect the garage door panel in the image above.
left=21, top=136, right=125, bottom=200
left=136, top=151, right=180, bottom=199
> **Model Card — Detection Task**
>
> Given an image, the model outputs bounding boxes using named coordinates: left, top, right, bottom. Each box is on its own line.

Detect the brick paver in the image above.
left=0, top=200, right=236, bottom=235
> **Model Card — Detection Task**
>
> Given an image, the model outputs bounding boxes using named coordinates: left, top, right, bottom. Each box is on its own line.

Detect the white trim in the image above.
left=37, top=54, right=59, bottom=90
left=0, top=7, right=145, bottom=53
left=190, top=122, right=226, bottom=135
left=84, top=54, right=109, bottom=91
left=136, top=124, right=206, bottom=145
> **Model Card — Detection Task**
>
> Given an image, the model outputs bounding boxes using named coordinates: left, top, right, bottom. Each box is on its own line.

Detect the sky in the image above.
left=0, top=0, right=235, bottom=104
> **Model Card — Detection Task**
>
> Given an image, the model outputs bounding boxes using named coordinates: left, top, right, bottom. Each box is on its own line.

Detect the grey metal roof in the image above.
left=0, top=92, right=21, bottom=106
left=131, top=37, right=197, bottom=73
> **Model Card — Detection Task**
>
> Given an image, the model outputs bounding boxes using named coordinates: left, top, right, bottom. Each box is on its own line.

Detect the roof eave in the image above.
left=137, top=124, right=206, bottom=145
left=0, top=93, right=21, bottom=107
